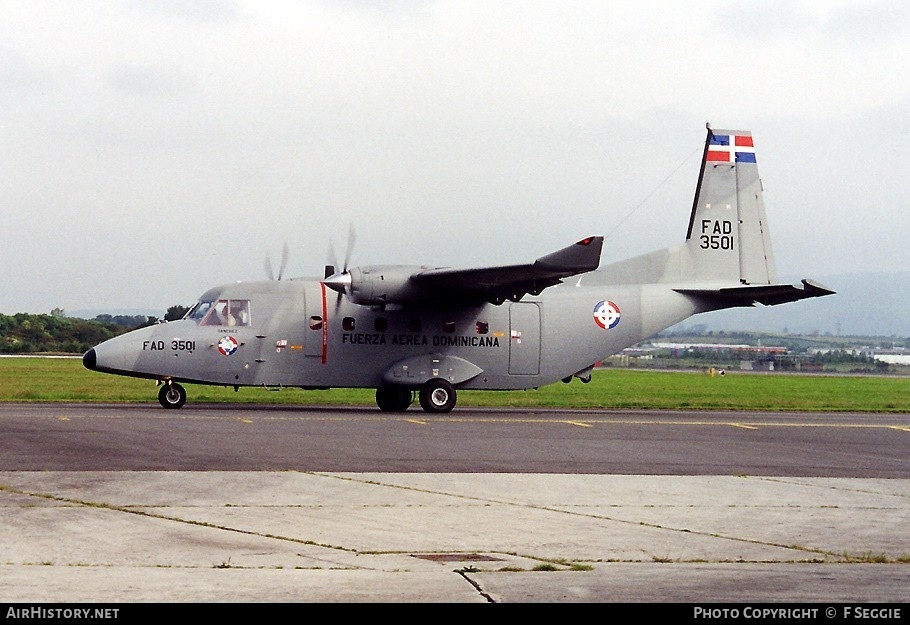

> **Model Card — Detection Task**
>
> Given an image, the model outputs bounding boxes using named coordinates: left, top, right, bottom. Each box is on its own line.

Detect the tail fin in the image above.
left=598, top=125, right=834, bottom=306
left=676, top=124, right=834, bottom=305
left=685, top=125, right=774, bottom=285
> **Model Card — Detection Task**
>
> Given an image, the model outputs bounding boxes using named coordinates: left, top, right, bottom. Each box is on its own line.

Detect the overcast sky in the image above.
left=2, top=0, right=908, bottom=316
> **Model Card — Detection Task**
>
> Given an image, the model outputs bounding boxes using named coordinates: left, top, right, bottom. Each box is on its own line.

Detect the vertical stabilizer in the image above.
left=685, top=125, right=776, bottom=285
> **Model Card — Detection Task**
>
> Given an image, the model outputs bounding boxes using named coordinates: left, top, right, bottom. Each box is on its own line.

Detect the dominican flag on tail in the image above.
left=706, top=132, right=757, bottom=163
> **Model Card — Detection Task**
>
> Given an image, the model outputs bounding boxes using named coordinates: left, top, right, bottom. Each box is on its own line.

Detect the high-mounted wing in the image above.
left=413, top=236, right=604, bottom=304
left=323, top=236, right=604, bottom=306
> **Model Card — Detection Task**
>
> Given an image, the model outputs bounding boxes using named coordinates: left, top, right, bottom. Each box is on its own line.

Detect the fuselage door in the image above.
left=508, top=302, right=541, bottom=375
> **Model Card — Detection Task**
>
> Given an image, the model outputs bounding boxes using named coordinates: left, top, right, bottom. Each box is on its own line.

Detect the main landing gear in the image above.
left=375, top=378, right=457, bottom=413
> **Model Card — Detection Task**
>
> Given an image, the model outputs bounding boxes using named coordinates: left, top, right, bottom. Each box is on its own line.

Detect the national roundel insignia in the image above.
left=593, top=300, right=621, bottom=330
left=217, top=336, right=239, bottom=356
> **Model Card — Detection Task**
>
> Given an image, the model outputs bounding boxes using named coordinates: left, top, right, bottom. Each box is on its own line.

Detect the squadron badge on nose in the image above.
left=218, top=336, right=239, bottom=356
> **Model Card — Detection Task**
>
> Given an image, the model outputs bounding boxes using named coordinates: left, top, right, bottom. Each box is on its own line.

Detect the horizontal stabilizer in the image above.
left=676, top=279, right=835, bottom=307
left=414, top=236, right=603, bottom=303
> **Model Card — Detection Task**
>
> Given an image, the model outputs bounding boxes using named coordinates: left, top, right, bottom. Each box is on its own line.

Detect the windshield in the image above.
left=185, top=301, right=213, bottom=321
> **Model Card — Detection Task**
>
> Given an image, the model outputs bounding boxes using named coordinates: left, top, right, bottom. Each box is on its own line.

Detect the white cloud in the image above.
left=0, top=0, right=907, bottom=315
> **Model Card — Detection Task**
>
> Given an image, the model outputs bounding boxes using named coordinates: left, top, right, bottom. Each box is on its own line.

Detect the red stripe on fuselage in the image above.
left=320, top=281, right=328, bottom=364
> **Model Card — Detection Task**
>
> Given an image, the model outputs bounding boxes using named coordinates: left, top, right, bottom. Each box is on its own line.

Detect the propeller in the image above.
left=265, top=242, right=290, bottom=281
left=322, top=224, right=356, bottom=311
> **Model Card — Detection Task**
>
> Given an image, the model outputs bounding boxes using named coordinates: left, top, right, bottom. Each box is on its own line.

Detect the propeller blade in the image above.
left=265, top=242, right=291, bottom=281
left=265, top=252, right=275, bottom=281
left=343, top=224, right=356, bottom=271
left=277, top=242, right=290, bottom=281
left=326, top=241, right=338, bottom=279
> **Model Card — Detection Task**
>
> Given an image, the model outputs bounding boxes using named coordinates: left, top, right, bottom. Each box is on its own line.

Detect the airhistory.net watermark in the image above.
left=5, top=607, right=119, bottom=619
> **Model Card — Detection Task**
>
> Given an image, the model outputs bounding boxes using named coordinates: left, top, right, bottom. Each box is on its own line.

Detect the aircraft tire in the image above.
left=376, top=386, right=412, bottom=412
left=158, top=382, right=187, bottom=409
left=419, top=379, right=456, bottom=413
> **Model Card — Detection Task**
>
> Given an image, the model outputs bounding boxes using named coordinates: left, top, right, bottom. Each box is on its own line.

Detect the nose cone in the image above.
left=83, top=348, right=97, bottom=371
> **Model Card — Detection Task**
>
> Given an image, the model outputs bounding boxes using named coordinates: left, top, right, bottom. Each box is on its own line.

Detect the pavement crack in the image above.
left=310, top=473, right=835, bottom=559
left=0, top=483, right=358, bottom=555
left=458, top=570, right=496, bottom=603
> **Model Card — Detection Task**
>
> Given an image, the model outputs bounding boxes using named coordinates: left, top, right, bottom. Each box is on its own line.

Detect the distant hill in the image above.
left=672, top=271, right=910, bottom=338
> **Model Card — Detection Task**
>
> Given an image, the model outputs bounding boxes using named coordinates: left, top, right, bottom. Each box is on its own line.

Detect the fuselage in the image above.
left=83, top=273, right=702, bottom=392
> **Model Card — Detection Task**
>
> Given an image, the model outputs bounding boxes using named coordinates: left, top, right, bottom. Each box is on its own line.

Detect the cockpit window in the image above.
left=186, top=301, right=213, bottom=321
left=193, top=299, right=251, bottom=327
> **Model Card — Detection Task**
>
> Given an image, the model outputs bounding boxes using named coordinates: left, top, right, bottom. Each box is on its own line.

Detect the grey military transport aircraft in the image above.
left=83, top=125, right=834, bottom=412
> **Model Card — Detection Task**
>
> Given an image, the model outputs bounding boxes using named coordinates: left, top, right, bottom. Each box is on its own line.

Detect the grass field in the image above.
left=1, top=356, right=907, bottom=412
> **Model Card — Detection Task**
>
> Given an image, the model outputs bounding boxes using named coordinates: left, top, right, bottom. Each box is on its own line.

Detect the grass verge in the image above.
left=1, top=357, right=908, bottom=412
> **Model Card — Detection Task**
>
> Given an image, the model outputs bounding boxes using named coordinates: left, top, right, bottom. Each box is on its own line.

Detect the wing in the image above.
left=413, top=236, right=603, bottom=304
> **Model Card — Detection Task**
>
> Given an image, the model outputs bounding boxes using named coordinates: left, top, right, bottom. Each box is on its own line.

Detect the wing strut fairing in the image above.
left=324, top=236, right=604, bottom=307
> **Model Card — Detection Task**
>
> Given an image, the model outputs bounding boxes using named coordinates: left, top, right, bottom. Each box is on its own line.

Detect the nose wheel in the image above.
left=158, top=382, right=187, bottom=409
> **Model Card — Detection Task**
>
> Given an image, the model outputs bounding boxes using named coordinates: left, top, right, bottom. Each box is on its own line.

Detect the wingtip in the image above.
left=801, top=278, right=836, bottom=296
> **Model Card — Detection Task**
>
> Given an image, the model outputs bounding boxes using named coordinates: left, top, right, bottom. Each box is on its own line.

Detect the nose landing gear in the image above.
left=158, top=381, right=187, bottom=409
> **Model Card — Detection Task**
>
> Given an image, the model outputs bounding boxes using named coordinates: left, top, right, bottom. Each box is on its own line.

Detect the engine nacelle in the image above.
left=324, top=265, right=428, bottom=306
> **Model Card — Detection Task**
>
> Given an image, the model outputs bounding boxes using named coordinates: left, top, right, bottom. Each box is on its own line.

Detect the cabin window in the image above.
left=408, top=318, right=422, bottom=333
left=343, top=317, right=356, bottom=331
left=475, top=321, right=489, bottom=335
left=309, top=316, right=323, bottom=330
left=199, top=299, right=251, bottom=327
left=442, top=321, right=456, bottom=333
left=374, top=317, right=388, bottom=332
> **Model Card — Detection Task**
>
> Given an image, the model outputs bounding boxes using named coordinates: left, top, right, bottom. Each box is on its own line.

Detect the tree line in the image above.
left=0, top=306, right=189, bottom=354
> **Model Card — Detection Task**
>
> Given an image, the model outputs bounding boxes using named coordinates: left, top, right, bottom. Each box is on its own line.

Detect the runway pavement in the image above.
left=2, top=403, right=908, bottom=604
left=1, top=471, right=908, bottom=603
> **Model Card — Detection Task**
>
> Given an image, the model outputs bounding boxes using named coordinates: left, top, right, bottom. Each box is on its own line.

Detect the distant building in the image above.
left=650, top=342, right=787, bottom=357
left=872, top=350, right=910, bottom=365
left=740, top=359, right=775, bottom=371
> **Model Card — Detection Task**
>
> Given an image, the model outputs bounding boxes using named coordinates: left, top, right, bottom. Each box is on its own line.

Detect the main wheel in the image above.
left=419, top=379, right=456, bottom=413
left=376, top=386, right=413, bottom=412
left=158, top=382, right=187, bottom=409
